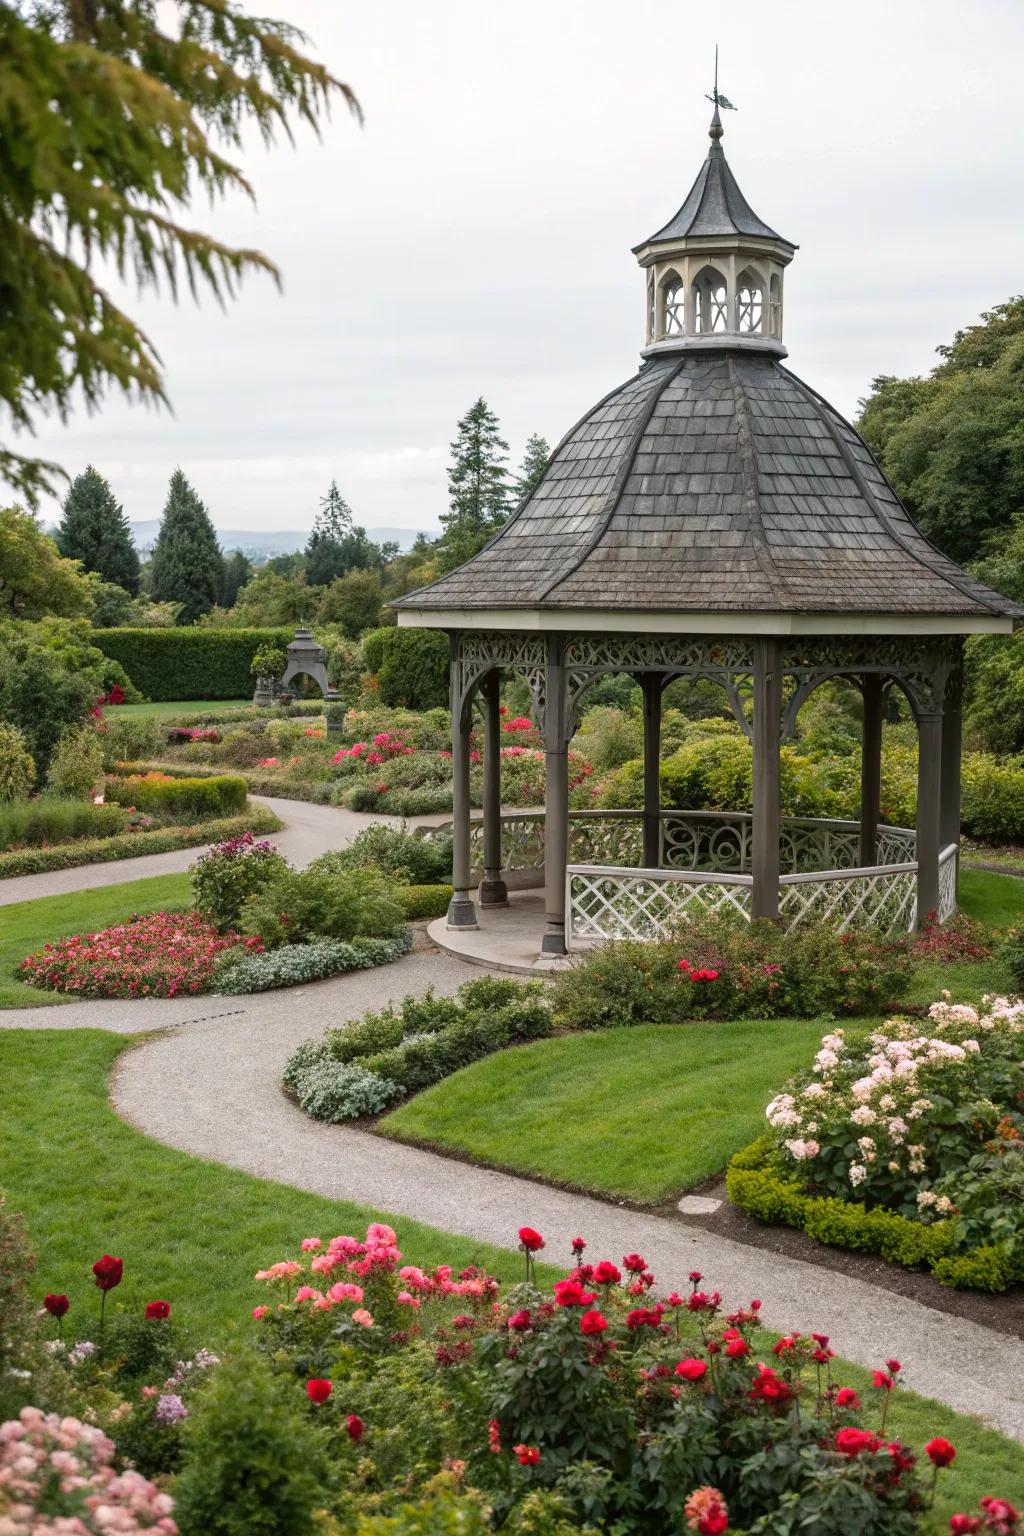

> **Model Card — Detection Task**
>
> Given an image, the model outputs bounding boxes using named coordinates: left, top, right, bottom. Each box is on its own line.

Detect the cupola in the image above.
left=633, top=93, right=797, bottom=358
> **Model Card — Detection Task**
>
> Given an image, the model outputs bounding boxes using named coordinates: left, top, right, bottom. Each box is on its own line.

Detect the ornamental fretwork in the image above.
left=454, top=632, right=547, bottom=728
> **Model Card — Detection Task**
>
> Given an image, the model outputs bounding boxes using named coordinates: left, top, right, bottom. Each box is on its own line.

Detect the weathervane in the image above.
left=705, top=45, right=736, bottom=111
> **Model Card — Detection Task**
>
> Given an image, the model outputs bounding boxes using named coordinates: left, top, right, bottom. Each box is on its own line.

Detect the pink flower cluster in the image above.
left=0, top=1406, right=178, bottom=1533
left=333, top=732, right=415, bottom=768
left=17, top=912, right=261, bottom=1000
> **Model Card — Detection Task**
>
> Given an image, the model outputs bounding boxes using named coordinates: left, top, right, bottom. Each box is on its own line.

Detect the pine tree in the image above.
left=150, top=469, right=224, bottom=624
left=305, top=481, right=381, bottom=586
left=443, top=397, right=511, bottom=539
left=55, top=466, right=141, bottom=594
left=513, top=433, right=551, bottom=505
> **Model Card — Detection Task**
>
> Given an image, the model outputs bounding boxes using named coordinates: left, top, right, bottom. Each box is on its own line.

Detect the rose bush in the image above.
left=755, top=995, right=1024, bottom=1287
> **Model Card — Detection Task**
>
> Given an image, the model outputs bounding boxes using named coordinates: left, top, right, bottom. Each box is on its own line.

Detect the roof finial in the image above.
left=705, top=45, right=736, bottom=143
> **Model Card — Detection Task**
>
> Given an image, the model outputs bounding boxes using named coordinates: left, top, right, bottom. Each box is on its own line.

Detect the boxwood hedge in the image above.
left=92, top=628, right=292, bottom=701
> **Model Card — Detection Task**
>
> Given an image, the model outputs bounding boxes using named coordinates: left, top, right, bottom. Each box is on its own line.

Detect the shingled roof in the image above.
left=395, top=352, right=1021, bottom=621
left=636, top=136, right=793, bottom=250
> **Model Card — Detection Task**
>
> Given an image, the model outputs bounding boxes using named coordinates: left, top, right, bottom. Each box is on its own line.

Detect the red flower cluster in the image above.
left=518, top=1227, right=544, bottom=1253
left=145, top=1300, right=171, bottom=1320
left=513, top=1443, right=541, bottom=1466
left=950, top=1498, right=1021, bottom=1533
left=678, top=960, right=721, bottom=982
left=306, top=1378, right=332, bottom=1404
left=18, top=911, right=261, bottom=999
left=92, top=1255, right=123, bottom=1292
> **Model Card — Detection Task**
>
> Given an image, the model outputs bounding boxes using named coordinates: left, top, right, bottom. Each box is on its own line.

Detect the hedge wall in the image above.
left=92, top=628, right=293, bottom=701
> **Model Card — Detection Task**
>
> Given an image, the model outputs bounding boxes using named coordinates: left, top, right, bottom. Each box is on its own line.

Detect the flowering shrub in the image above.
left=190, top=833, right=289, bottom=930
left=165, top=726, right=222, bottom=746
left=551, top=920, right=914, bottom=1029
left=107, top=772, right=247, bottom=821
left=284, top=976, right=552, bottom=1121
left=756, top=995, right=1024, bottom=1288
left=0, top=1407, right=178, bottom=1533
left=16, top=912, right=260, bottom=999
left=214, top=1222, right=1010, bottom=1535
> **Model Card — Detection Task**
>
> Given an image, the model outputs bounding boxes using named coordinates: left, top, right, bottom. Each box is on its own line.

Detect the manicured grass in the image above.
left=113, top=699, right=252, bottom=719
left=0, top=1029, right=536, bottom=1344
left=959, top=864, right=1024, bottom=929
left=0, top=1028, right=1019, bottom=1529
left=0, top=873, right=192, bottom=1009
left=382, top=1018, right=836, bottom=1203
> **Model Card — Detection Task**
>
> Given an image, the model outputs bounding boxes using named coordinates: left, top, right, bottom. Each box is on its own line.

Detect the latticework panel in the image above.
left=778, top=867, right=917, bottom=936
left=938, top=846, right=958, bottom=923
left=567, top=867, right=752, bottom=946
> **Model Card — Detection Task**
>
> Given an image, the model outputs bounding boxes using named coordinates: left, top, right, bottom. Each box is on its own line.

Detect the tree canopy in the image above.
left=0, top=506, right=94, bottom=620
left=149, top=468, right=224, bottom=623
left=0, top=1, right=357, bottom=504
left=856, top=297, right=1024, bottom=563
left=439, top=397, right=511, bottom=572
left=56, top=466, right=141, bottom=593
left=513, top=432, right=550, bottom=504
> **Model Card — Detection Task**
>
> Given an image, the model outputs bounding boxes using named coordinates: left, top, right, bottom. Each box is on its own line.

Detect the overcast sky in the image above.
left=17, top=0, right=1024, bottom=537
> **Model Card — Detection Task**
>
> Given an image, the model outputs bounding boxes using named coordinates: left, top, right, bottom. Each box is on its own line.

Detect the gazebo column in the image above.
left=859, top=673, right=883, bottom=866
left=751, top=639, right=783, bottom=920
left=541, top=637, right=569, bottom=956
left=915, top=706, right=943, bottom=929
left=446, top=637, right=478, bottom=931
left=479, top=669, right=508, bottom=907
left=641, top=673, right=663, bottom=867
left=940, top=661, right=964, bottom=904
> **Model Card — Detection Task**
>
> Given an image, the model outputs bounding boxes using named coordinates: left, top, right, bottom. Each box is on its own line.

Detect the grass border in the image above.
left=0, top=805, right=281, bottom=880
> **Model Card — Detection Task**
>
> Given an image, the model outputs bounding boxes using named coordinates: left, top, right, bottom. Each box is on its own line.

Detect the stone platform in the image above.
left=426, top=890, right=571, bottom=975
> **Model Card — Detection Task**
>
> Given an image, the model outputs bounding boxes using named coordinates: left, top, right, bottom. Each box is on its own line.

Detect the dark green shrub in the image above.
left=998, top=925, right=1024, bottom=988
left=240, top=865, right=406, bottom=947
left=393, top=884, right=453, bottom=919
left=44, top=722, right=104, bottom=799
left=173, top=1350, right=334, bottom=1536
left=0, top=723, right=36, bottom=801
left=107, top=771, right=248, bottom=820
left=961, top=752, right=1024, bottom=841
left=191, top=834, right=289, bottom=929
left=932, top=1246, right=1017, bottom=1292
left=552, top=941, right=684, bottom=1030
left=318, top=824, right=452, bottom=884
left=362, top=626, right=450, bottom=710
left=100, top=714, right=164, bottom=767
left=92, top=627, right=292, bottom=700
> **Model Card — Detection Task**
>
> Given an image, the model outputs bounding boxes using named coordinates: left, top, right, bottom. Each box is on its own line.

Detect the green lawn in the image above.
left=113, top=698, right=252, bottom=720
left=0, top=1027, right=1019, bottom=1529
left=0, top=873, right=192, bottom=1009
left=959, top=864, right=1024, bottom=928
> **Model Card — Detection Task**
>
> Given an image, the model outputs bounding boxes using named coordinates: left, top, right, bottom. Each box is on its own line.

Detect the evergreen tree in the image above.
left=513, top=433, right=551, bottom=504
left=443, top=397, right=511, bottom=540
left=221, top=550, right=253, bottom=608
left=305, top=481, right=385, bottom=586
left=150, top=469, right=224, bottom=624
left=55, top=466, right=140, bottom=594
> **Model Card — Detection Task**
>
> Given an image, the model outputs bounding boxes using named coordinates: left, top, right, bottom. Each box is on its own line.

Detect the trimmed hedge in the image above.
left=723, top=1137, right=1019, bottom=1290
left=113, top=760, right=329, bottom=804
left=0, top=805, right=281, bottom=879
left=392, top=883, right=453, bottom=919
left=107, top=772, right=247, bottom=819
left=92, top=628, right=292, bottom=700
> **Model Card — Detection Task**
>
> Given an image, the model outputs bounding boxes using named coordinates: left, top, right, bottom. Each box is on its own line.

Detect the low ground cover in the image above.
left=113, top=699, right=252, bottom=720
left=0, top=873, right=192, bottom=1009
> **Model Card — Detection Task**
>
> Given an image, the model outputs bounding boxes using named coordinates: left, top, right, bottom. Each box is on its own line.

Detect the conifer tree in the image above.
left=221, top=550, right=253, bottom=608
left=513, top=433, right=551, bottom=504
left=56, top=466, right=140, bottom=594
left=444, top=397, right=511, bottom=539
left=305, top=481, right=380, bottom=586
left=150, top=469, right=224, bottom=624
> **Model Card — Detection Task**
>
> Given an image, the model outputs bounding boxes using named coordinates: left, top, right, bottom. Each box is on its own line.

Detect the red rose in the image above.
left=887, top=1441, right=915, bottom=1474
left=514, top=1443, right=541, bottom=1466
left=948, top=1518, right=981, bottom=1534
left=43, top=1294, right=70, bottom=1319
left=579, top=1308, right=608, bottom=1336
left=675, top=1358, right=708, bottom=1382
left=553, top=1279, right=595, bottom=1308
left=622, top=1253, right=647, bottom=1273
left=811, top=1332, right=829, bottom=1347
left=873, top=1369, right=894, bottom=1391
left=925, top=1437, right=956, bottom=1468
left=835, top=1387, right=861, bottom=1411
left=698, top=1508, right=728, bottom=1536
left=346, top=1413, right=364, bottom=1442
left=886, top=1358, right=901, bottom=1375
left=518, top=1227, right=544, bottom=1253
left=724, top=1337, right=750, bottom=1359
left=145, top=1300, right=171, bottom=1320
left=594, top=1261, right=621, bottom=1285
left=688, top=1270, right=703, bottom=1284
left=835, top=1427, right=880, bottom=1457
left=980, top=1499, right=1019, bottom=1527
left=507, top=1309, right=532, bottom=1331
left=306, top=1378, right=333, bottom=1404
left=92, top=1255, right=124, bottom=1292
left=571, top=1236, right=587, bottom=1256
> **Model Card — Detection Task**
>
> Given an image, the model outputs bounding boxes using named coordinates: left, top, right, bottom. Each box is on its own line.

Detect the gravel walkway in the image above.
left=0, top=798, right=447, bottom=906
left=12, top=952, right=1016, bottom=1438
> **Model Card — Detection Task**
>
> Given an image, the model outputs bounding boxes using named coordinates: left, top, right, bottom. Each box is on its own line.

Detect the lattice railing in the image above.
left=938, top=844, right=958, bottom=923
left=567, top=865, right=752, bottom=946
left=778, top=863, right=918, bottom=936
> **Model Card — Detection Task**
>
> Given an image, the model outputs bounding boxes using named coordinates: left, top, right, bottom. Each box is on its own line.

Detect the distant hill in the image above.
left=126, top=522, right=426, bottom=558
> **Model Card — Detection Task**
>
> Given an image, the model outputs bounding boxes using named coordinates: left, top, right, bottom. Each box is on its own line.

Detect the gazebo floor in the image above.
left=427, top=890, right=571, bottom=975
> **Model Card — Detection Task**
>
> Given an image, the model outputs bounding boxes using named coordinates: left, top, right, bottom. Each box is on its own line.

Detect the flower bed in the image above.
left=211, top=931, right=411, bottom=994
left=730, top=996, right=1024, bottom=1291
left=284, top=976, right=553, bottom=1121
left=16, top=912, right=261, bottom=999
left=0, top=805, right=281, bottom=880
left=106, top=771, right=248, bottom=821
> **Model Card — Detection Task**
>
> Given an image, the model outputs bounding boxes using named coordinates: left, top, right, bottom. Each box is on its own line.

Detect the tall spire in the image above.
left=709, top=45, right=724, bottom=142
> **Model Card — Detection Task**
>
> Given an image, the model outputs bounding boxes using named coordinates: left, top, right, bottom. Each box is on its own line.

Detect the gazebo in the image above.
left=395, top=104, right=1020, bottom=960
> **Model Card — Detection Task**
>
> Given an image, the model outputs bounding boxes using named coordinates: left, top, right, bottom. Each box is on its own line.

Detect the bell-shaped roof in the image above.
left=395, top=353, right=1021, bottom=623
left=635, top=109, right=795, bottom=252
